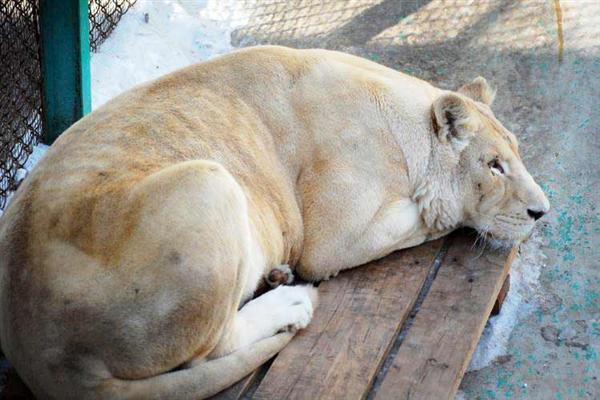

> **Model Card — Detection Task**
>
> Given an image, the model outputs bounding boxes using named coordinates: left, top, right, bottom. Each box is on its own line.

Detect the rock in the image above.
left=495, top=354, right=513, bottom=365
left=540, top=325, right=560, bottom=345
left=558, top=326, right=577, bottom=341
left=539, top=293, right=563, bottom=314
left=575, top=320, right=587, bottom=330
left=541, top=322, right=589, bottom=349
left=564, top=336, right=589, bottom=349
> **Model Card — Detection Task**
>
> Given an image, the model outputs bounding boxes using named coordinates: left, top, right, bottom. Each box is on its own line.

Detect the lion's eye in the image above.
left=489, top=159, right=505, bottom=175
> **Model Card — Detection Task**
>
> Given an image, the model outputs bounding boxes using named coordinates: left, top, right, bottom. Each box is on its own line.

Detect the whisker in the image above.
left=471, top=224, right=490, bottom=259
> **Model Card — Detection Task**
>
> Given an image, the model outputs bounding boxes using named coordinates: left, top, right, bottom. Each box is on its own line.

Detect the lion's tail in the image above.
left=106, top=332, right=292, bottom=400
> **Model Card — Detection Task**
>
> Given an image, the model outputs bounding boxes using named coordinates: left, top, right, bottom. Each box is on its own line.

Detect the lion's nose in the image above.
left=527, top=208, right=546, bottom=220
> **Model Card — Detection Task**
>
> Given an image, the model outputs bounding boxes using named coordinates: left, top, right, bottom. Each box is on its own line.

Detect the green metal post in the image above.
left=39, top=0, right=91, bottom=144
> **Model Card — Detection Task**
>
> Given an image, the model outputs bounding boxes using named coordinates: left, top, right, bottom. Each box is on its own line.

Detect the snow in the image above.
left=90, top=0, right=248, bottom=108
left=467, top=231, right=546, bottom=371
left=5, top=1, right=546, bottom=377
left=21, top=143, right=49, bottom=172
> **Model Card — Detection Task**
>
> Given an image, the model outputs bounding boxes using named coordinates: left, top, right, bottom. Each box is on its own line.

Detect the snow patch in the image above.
left=91, top=0, right=248, bottom=108
left=455, top=390, right=467, bottom=400
left=467, top=231, right=546, bottom=371
left=23, top=143, right=49, bottom=172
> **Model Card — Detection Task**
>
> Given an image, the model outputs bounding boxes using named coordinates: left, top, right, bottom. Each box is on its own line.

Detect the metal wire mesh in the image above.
left=89, top=0, right=137, bottom=52
left=0, top=0, right=137, bottom=211
left=0, top=0, right=43, bottom=211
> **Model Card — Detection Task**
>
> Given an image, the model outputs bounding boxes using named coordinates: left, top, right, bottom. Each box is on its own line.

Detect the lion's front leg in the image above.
left=208, top=284, right=318, bottom=359
left=297, top=198, right=426, bottom=281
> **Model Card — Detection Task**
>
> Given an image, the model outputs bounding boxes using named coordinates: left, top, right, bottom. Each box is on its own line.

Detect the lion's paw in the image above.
left=277, top=285, right=318, bottom=332
left=265, top=264, right=294, bottom=288
left=239, top=284, right=318, bottom=340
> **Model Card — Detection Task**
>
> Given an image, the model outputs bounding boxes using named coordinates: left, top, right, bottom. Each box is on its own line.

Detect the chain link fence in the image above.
left=89, top=0, right=137, bottom=52
left=0, top=0, right=43, bottom=211
left=0, top=0, right=137, bottom=212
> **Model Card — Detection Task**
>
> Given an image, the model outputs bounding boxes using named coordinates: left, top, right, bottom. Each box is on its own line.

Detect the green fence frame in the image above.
left=39, top=0, right=91, bottom=144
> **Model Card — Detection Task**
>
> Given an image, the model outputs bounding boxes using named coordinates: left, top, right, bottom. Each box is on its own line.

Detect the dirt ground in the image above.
left=226, top=0, right=599, bottom=398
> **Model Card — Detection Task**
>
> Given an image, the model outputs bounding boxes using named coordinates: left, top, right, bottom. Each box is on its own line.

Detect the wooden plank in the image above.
left=39, top=0, right=91, bottom=144
left=374, top=235, right=517, bottom=400
left=252, top=239, right=446, bottom=400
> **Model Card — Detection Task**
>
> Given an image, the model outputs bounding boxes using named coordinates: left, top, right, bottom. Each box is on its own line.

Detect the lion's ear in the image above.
left=458, top=76, right=496, bottom=106
left=432, top=93, right=477, bottom=153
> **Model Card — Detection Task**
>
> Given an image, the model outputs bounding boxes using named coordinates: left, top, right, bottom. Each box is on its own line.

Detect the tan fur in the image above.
left=0, top=46, right=548, bottom=399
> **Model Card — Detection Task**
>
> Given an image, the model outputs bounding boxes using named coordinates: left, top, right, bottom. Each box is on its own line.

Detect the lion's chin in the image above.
left=482, top=231, right=532, bottom=249
left=479, top=230, right=521, bottom=250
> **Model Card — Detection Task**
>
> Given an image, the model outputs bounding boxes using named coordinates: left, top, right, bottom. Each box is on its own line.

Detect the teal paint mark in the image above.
left=577, top=117, right=591, bottom=130
left=548, top=208, right=577, bottom=256
left=497, top=375, right=507, bottom=389
left=584, top=289, right=598, bottom=310
left=555, top=391, right=563, bottom=400
left=577, top=215, right=588, bottom=234
left=569, top=303, right=582, bottom=312
left=584, top=347, right=597, bottom=361
left=485, top=389, right=497, bottom=399
left=592, top=321, right=600, bottom=337
left=557, top=210, right=574, bottom=244
left=569, top=193, right=584, bottom=205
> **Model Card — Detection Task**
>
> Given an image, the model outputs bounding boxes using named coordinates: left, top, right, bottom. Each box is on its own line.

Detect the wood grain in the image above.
left=373, top=235, right=516, bottom=400
left=252, top=239, right=445, bottom=400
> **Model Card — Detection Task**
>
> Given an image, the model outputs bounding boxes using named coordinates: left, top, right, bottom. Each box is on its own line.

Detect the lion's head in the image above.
left=430, top=77, right=549, bottom=245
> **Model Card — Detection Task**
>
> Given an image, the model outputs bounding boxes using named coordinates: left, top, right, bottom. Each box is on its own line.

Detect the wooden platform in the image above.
left=212, top=231, right=515, bottom=400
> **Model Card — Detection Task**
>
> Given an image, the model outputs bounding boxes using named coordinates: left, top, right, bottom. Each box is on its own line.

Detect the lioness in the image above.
left=0, top=46, right=549, bottom=399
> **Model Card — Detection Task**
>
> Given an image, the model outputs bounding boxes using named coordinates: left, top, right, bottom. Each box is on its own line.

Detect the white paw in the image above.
left=278, top=285, right=318, bottom=332
left=243, top=285, right=318, bottom=335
